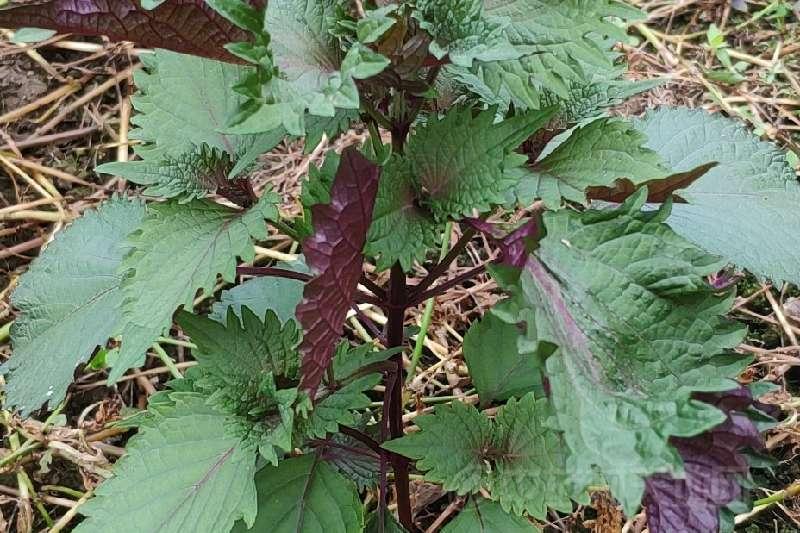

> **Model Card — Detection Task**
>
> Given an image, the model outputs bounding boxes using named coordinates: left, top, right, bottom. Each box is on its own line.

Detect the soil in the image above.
left=0, top=56, right=48, bottom=119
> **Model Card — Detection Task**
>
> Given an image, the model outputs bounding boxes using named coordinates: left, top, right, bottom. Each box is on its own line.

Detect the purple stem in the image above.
left=409, top=263, right=488, bottom=307
left=409, top=227, right=477, bottom=299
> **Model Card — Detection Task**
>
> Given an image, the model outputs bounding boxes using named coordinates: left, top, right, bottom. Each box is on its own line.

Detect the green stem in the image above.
left=406, top=222, right=453, bottom=384
left=151, top=344, right=183, bottom=380
left=270, top=218, right=302, bottom=242
left=41, top=485, right=87, bottom=499
left=420, top=390, right=475, bottom=404
left=753, top=481, right=800, bottom=507
left=156, top=336, right=197, bottom=349
left=0, top=439, right=42, bottom=469
left=2, top=416, right=53, bottom=527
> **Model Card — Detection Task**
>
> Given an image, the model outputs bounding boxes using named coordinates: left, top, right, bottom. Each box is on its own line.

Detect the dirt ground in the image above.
left=1, top=1, right=799, bottom=531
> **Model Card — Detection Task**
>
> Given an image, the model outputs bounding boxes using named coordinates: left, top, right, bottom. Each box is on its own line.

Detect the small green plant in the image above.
left=1, top=1, right=799, bottom=532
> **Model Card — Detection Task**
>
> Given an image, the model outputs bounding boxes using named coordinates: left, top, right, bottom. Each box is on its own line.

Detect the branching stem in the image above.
left=409, top=263, right=488, bottom=307
left=410, top=227, right=477, bottom=299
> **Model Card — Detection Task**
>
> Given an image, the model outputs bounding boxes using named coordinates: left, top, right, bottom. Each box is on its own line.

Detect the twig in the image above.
left=735, top=481, right=800, bottom=525
left=0, top=237, right=46, bottom=260
left=31, top=64, right=138, bottom=140
left=0, top=77, right=85, bottom=124
left=0, top=125, right=102, bottom=152
left=49, top=489, right=94, bottom=532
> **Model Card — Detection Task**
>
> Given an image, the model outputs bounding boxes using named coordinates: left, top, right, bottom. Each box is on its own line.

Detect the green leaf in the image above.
left=205, top=0, right=263, bottom=33
left=518, top=118, right=672, bottom=207
left=366, top=157, right=441, bottom=271
left=131, top=49, right=281, bottom=166
left=341, top=43, right=391, bottom=80
left=263, top=0, right=372, bottom=117
left=210, top=258, right=309, bottom=324
left=324, top=432, right=381, bottom=492
left=357, top=5, right=397, bottom=44
left=232, top=455, right=364, bottom=533
left=110, top=194, right=278, bottom=383
left=455, top=0, right=644, bottom=110
left=2, top=197, right=145, bottom=415
left=366, top=511, right=406, bottom=533
left=11, top=27, right=56, bottom=43
left=385, top=400, right=490, bottom=495
left=487, top=395, right=576, bottom=517
left=267, top=0, right=340, bottom=91
left=384, top=394, right=575, bottom=519
left=463, top=303, right=544, bottom=407
left=522, top=189, right=749, bottom=512
left=303, top=374, right=381, bottom=439
left=407, top=107, right=557, bottom=219
left=634, top=107, right=800, bottom=285
left=176, top=307, right=301, bottom=463
left=130, top=50, right=257, bottom=160
left=413, top=0, right=519, bottom=67
left=99, top=50, right=284, bottom=200
left=442, top=498, right=537, bottom=532
left=76, top=393, right=257, bottom=533
left=177, top=307, right=301, bottom=405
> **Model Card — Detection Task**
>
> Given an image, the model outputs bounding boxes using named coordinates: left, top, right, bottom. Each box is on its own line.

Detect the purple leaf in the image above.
left=644, top=387, right=765, bottom=533
left=0, top=1, right=257, bottom=62
left=297, top=148, right=381, bottom=396
left=467, top=218, right=539, bottom=268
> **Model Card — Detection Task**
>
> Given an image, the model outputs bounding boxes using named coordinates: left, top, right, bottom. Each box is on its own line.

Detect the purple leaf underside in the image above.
left=0, top=0, right=259, bottom=62
left=297, top=148, right=381, bottom=396
left=644, top=388, right=765, bottom=533
left=468, top=218, right=539, bottom=268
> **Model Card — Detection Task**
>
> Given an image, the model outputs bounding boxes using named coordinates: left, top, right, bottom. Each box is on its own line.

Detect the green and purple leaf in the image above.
left=297, top=148, right=381, bottom=396
left=0, top=0, right=260, bottom=62
left=520, top=189, right=750, bottom=512
left=467, top=218, right=539, bottom=268
left=644, top=388, right=766, bottom=533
